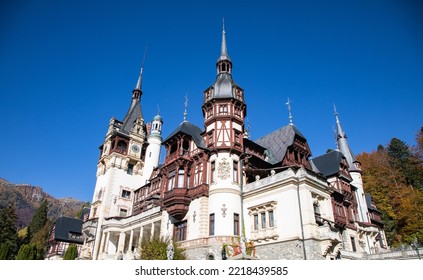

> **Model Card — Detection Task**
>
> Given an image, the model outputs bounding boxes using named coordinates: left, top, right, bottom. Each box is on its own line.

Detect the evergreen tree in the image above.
left=28, top=200, right=48, bottom=239
left=0, top=242, right=12, bottom=260
left=0, top=204, right=19, bottom=259
left=23, top=200, right=51, bottom=259
left=63, top=244, right=78, bottom=260
left=387, top=138, right=423, bottom=189
left=15, top=243, right=38, bottom=260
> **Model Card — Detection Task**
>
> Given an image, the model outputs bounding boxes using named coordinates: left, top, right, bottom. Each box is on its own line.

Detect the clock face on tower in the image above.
left=131, top=144, right=140, bottom=153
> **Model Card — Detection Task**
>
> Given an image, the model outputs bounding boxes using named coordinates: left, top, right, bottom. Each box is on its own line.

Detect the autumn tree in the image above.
left=357, top=134, right=423, bottom=247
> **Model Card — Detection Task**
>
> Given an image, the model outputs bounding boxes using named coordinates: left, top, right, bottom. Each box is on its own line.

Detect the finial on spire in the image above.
left=286, top=97, right=293, bottom=125
left=135, top=44, right=148, bottom=90
left=157, top=105, right=160, bottom=116
left=183, top=93, right=189, bottom=122
left=333, top=103, right=340, bottom=123
left=218, top=18, right=230, bottom=62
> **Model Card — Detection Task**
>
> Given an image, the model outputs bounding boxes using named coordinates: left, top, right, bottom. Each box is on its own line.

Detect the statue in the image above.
left=240, top=236, right=247, bottom=255
left=166, top=243, right=174, bottom=260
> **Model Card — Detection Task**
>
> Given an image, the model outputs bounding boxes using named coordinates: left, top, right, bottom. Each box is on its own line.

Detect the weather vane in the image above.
left=286, top=97, right=293, bottom=125
left=183, top=93, right=189, bottom=121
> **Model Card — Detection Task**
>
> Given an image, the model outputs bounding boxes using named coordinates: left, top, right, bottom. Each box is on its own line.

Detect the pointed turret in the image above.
left=334, top=106, right=360, bottom=171
left=122, top=67, right=144, bottom=132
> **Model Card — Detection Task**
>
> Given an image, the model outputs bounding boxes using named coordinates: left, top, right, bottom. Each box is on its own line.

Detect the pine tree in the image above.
left=0, top=204, right=19, bottom=259
left=28, top=200, right=48, bottom=239
left=15, top=243, right=38, bottom=260
left=25, top=200, right=51, bottom=259
left=387, top=138, right=423, bottom=189
left=63, top=244, right=78, bottom=260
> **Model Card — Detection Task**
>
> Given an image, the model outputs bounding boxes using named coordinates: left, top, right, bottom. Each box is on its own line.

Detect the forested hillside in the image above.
left=0, top=179, right=89, bottom=259
left=0, top=178, right=86, bottom=229
left=357, top=127, right=423, bottom=247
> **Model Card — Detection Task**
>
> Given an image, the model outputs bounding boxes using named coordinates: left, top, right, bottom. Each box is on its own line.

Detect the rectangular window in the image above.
left=127, top=164, right=134, bottom=175
left=177, top=169, right=184, bottom=188
left=121, top=190, right=131, bottom=199
left=234, top=213, right=240, bottom=236
left=233, top=161, right=238, bottom=183
left=261, top=212, right=266, bottom=229
left=351, top=237, right=357, bottom=252
left=209, top=213, right=215, bottom=236
left=119, top=208, right=128, bottom=217
left=268, top=210, right=274, bottom=228
left=254, top=214, right=259, bottom=230
left=174, top=221, right=187, bottom=242
left=167, top=170, right=175, bottom=191
left=211, top=161, right=215, bottom=182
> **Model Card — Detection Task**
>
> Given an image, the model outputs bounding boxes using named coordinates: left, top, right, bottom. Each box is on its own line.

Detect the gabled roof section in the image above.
left=311, top=150, right=345, bottom=177
left=53, top=216, right=83, bottom=244
left=164, top=121, right=207, bottom=149
left=121, top=99, right=143, bottom=133
left=254, top=124, right=306, bottom=165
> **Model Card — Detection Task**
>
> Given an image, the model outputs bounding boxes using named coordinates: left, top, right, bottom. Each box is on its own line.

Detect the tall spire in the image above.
left=218, top=18, right=231, bottom=63
left=134, top=67, right=143, bottom=92
left=122, top=49, right=147, bottom=133
left=334, top=104, right=359, bottom=171
left=134, top=44, right=148, bottom=92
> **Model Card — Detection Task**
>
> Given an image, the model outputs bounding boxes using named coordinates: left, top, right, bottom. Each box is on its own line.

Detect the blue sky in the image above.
left=1, top=0, right=422, bottom=202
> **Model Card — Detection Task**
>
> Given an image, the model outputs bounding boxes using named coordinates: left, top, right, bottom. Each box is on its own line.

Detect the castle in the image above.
left=82, top=25, right=388, bottom=260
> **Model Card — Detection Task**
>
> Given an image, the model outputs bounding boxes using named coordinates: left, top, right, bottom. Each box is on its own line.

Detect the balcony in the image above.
left=163, top=188, right=191, bottom=220
left=187, top=183, right=209, bottom=199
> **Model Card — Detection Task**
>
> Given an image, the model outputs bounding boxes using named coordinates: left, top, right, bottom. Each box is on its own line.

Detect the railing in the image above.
left=366, top=248, right=422, bottom=260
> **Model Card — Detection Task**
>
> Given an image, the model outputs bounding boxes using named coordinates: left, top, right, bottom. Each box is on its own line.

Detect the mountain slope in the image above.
left=0, top=178, right=87, bottom=229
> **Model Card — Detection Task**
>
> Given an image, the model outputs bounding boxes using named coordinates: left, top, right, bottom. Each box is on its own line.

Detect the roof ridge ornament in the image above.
left=183, top=93, right=189, bottom=122
left=286, top=97, right=293, bottom=125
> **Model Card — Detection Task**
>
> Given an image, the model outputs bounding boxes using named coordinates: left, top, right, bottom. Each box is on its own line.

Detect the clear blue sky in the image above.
left=1, top=0, right=422, bottom=202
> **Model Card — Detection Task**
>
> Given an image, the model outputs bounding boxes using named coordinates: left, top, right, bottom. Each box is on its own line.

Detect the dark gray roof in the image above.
left=254, top=124, right=306, bottom=165
left=122, top=96, right=143, bottom=133
left=54, top=216, right=83, bottom=244
left=335, top=112, right=359, bottom=171
left=212, top=73, right=235, bottom=99
left=311, top=150, right=345, bottom=177
left=164, top=121, right=206, bottom=149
